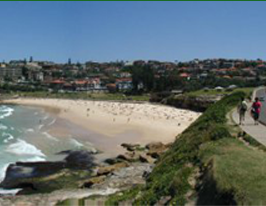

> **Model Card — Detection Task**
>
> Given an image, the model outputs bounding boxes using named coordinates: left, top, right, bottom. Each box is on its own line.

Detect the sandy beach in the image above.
left=3, top=98, right=201, bottom=157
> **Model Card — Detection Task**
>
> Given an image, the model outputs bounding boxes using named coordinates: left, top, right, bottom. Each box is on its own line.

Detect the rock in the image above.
left=81, top=175, right=106, bottom=188
left=104, top=158, right=124, bottom=165
left=117, top=153, right=132, bottom=161
left=64, top=150, right=96, bottom=170
left=56, top=150, right=72, bottom=155
left=97, top=162, right=129, bottom=176
left=0, top=161, right=68, bottom=193
left=0, top=161, right=67, bottom=189
left=93, top=162, right=153, bottom=189
left=147, top=150, right=164, bottom=159
left=145, top=142, right=166, bottom=151
left=146, top=142, right=167, bottom=158
left=92, top=163, right=153, bottom=190
left=121, top=143, right=141, bottom=152
left=0, top=150, right=97, bottom=194
left=139, top=154, right=155, bottom=164
left=154, top=196, right=172, bottom=206
left=117, top=152, right=141, bottom=162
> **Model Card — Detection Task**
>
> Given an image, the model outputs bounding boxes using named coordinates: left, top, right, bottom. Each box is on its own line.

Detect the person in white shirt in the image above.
left=238, top=97, right=248, bottom=125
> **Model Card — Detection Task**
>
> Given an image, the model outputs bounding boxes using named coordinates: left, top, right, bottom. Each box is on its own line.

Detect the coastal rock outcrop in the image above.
left=97, top=162, right=129, bottom=176
left=0, top=150, right=96, bottom=194
left=121, top=143, right=141, bottom=152
left=93, top=163, right=154, bottom=190
left=146, top=142, right=168, bottom=158
left=139, top=154, right=155, bottom=164
left=80, top=175, right=106, bottom=188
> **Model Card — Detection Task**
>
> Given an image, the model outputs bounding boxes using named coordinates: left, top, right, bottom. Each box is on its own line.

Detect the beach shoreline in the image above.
left=3, top=98, right=201, bottom=159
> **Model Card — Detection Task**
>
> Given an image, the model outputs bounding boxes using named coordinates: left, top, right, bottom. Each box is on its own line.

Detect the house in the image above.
left=179, top=72, right=191, bottom=80
left=223, top=62, right=235, bottom=68
left=198, top=72, right=208, bottom=79
left=124, top=61, right=134, bottom=66
left=50, top=79, right=65, bottom=90
left=74, top=80, right=88, bottom=91
left=87, top=78, right=102, bottom=90
left=63, top=82, right=74, bottom=91
left=116, top=78, right=133, bottom=91
left=27, top=70, right=44, bottom=82
left=0, top=63, right=7, bottom=68
left=119, top=72, right=132, bottom=78
left=257, top=64, right=266, bottom=70
left=106, top=83, right=117, bottom=93
left=0, top=67, right=22, bottom=81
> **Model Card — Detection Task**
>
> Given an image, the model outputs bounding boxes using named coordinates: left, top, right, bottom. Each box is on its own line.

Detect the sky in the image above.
left=1, top=1, right=266, bottom=63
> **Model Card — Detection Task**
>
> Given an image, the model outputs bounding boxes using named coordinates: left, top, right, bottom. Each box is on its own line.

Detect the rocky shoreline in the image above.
left=0, top=141, right=170, bottom=205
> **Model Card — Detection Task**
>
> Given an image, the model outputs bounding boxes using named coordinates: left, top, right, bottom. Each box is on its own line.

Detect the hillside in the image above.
left=102, top=90, right=266, bottom=205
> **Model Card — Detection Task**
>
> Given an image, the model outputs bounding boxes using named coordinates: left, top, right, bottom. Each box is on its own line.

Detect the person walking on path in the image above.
left=251, top=97, right=262, bottom=125
left=238, top=97, right=248, bottom=125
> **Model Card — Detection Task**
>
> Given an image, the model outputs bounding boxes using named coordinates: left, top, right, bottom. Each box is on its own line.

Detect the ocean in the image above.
left=0, top=104, right=96, bottom=189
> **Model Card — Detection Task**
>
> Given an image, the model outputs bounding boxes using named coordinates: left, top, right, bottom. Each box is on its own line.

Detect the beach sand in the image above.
left=3, top=98, right=201, bottom=158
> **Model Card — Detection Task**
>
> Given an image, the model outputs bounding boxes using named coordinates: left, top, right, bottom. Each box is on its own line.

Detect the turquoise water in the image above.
left=0, top=104, right=95, bottom=184
left=0, top=105, right=47, bottom=180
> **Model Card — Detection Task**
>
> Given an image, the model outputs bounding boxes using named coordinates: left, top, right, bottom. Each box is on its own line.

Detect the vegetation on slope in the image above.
left=114, top=90, right=266, bottom=205
left=186, top=87, right=254, bottom=97
left=54, top=89, right=266, bottom=205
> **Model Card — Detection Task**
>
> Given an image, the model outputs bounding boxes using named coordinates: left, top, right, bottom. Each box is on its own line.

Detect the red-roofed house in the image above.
left=115, top=78, right=133, bottom=91
left=50, top=79, right=66, bottom=90
left=179, top=72, right=191, bottom=80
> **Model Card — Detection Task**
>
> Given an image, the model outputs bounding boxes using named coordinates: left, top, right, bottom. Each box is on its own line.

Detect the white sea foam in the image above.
left=26, top=128, right=34, bottom=133
left=0, top=188, right=22, bottom=196
left=0, top=106, right=14, bottom=119
left=47, top=118, right=56, bottom=126
left=0, top=124, right=8, bottom=130
left=0, top=163, right=11, bottom=181
left=70, top=138, right=84, bottom=148
left=2, top=132, right=14, bottom=143
left=6, top=139, right=46, bottom=157
left=38, top=124, right=44, bottom=130
left=43, top=115, right=49, bottom=120
left=42, top=132, right=59, bottom=141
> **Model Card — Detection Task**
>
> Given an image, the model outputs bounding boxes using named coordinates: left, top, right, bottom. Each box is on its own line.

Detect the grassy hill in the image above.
left=105, top=89, right=266, bottom=205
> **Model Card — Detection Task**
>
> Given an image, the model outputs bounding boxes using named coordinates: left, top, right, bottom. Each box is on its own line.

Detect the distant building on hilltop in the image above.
left=0, top=67, right=22, bottom=81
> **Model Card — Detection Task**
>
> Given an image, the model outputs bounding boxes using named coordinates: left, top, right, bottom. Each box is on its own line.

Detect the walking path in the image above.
left=232, top=87, right=266, bottom=146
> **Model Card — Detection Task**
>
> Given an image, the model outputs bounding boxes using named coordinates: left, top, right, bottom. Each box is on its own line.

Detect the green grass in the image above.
left=199, top=138, right=266, bottom=205
left=187, top=87, right=254, bottom=97
left=105, top=186, right=142, bottom=206
left=14, top=91, right=150, bottom=101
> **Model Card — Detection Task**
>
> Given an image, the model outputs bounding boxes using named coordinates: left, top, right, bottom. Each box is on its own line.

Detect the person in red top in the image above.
left=251, top=97, right=262, bottom=125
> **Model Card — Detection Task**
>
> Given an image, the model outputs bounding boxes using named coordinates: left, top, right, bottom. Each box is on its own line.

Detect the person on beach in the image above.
left=251, top=97, right=262, bottom=125
left=238, top=97, right=248, bottom=125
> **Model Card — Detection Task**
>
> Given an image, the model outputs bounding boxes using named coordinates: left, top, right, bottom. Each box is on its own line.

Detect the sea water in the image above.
left=0, top=104, right=94, bottom=188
